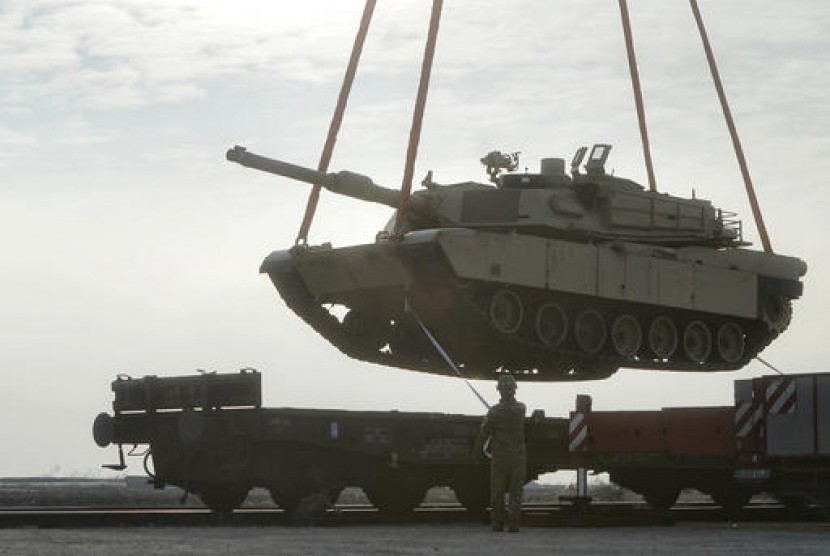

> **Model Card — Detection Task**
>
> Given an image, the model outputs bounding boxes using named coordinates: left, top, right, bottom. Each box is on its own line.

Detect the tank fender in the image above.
left=759, top=276, right=803, bottom=300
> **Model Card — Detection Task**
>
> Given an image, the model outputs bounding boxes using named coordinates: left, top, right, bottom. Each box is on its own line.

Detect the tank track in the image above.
left=266, top=264, right=451, bottom=376
left=266, top=260, right=787, bottom=382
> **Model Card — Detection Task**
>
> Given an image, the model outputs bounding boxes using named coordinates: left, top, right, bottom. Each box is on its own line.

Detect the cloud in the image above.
left=0, top=0, right=370, bottom=110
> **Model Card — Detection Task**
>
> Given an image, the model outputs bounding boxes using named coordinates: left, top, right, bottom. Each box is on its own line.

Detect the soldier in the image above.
left=475, top=374, right=527, bottom=532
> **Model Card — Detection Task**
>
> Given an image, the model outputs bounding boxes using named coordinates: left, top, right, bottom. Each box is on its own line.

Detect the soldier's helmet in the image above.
left=496, top=374, right=517, bottom=393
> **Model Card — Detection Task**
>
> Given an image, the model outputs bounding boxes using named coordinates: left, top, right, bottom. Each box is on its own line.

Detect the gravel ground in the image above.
left=1, top=523, right=829, bottom=556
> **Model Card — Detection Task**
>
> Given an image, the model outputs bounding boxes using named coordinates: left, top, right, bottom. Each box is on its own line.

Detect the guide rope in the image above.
left=404, top=297, right=490, bottom=410
left=617, top=0, right=657, bottom=192
left=755, top=356, right=785, bottom=376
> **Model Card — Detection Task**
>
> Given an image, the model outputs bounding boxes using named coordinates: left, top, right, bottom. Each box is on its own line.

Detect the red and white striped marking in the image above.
left=735, top=400, right=763, bottom=439
left=766, top=377, right=797, bottom=415
left=569, top=412, right=588, bottom=452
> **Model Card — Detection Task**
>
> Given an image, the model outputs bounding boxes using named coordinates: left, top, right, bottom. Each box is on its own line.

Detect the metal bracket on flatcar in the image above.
left=102, top=443, right=127, bottom=471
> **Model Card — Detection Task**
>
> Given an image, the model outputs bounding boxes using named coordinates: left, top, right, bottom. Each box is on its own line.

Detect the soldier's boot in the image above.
left=491, top=510, right=504, bottom=532
left=507, top=510, right=520, bottom=533
left=490, top=506, right=505, bottom=532
left=507, top=491, right=522, bottom=533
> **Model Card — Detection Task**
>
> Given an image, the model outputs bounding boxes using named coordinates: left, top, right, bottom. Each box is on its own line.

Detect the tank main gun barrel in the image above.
left=226, top=145, right=402, bottom=209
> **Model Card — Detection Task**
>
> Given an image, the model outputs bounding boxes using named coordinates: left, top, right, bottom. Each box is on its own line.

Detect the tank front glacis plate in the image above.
left=291, top=243, right=410, bottom=300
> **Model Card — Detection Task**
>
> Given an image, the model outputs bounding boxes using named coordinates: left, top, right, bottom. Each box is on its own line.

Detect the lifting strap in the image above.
left=295, top=0, right=377, bottom=245
left=689, top=0, right=773, bottom=253
left=394, top=0, right=444, bottom=233
left=617, top=0, right=773, bottom=252
left=617, top=0, right=658, bottom=192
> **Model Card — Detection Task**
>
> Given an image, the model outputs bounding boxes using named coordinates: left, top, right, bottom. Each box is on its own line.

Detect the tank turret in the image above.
left=228, top=143, right=806, bottom=382
left=228, top=144, right=742, bottom=248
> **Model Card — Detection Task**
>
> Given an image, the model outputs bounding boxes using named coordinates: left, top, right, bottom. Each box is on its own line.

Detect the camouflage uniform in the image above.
left=477, top=375, right=526, bottom=532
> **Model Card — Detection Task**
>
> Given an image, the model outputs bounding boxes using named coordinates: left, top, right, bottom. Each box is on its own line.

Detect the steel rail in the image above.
left=0, top=502, right=822, bottom=528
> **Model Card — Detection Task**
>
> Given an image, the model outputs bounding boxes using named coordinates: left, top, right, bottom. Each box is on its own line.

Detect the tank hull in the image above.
left=262, top=229, right=804, bottom=381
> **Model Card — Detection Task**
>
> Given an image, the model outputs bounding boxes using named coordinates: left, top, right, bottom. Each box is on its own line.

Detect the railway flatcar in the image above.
left=93, top=370, right=830, bottom=515
left=92, top=370, right=568, bottom=515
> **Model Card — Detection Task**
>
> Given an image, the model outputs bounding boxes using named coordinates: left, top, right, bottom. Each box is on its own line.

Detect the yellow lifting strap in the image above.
left=295, top=0, right=377, bottom=245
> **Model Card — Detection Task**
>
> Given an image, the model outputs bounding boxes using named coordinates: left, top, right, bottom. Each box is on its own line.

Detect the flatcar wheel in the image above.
left=717, top=322, right=745, bottom=363
left=712, top=488, right=752, bottom=513
left=535, top=303, right=568, bottom=347
left=643, top=487, right=680, bottom=511
left=611, top=314, right=642, bottom=358
left=574, top=310, right=606, bottom=354
left=197, top=484, right=250, bottom=514
left=683, top=321, right=712, bottom=363
left=268, top=484, right=310, bottom=515
left=453, top=480, right=489, bottom=515
left=648, top=316, right=678, bottom=359
left=489, top=290, right=523, bottom=334
left=365, top=481, right=427, bottom=516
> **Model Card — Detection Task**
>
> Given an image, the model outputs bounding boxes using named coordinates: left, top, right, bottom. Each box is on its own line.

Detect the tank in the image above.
left=226, top=144, right=807, bottom=381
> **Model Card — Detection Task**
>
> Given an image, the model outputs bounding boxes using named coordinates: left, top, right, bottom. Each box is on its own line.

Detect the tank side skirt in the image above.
left=264, top=242, right=790, bottom=379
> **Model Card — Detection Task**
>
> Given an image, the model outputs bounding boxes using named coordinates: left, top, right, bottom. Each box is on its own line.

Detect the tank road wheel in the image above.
left=574, top=310, right=607, bottom=354
left=537, top=356, right=575, bottom=375
left=572, top=362, right=619, bottom=380
left=717, top=322, right=746, bottom=364
left=342, top=309, right=390, bottom=353
left=683, top=321, right=712, bottom=363
left=535, top=303, right=568, bottom=347
left=389, top=319, right=432, bottom=362
left=611, top=314, right=642, bottom=358
left=489, top=290, right=523, bottom=334
left=648, top=316, right=678, bottom=359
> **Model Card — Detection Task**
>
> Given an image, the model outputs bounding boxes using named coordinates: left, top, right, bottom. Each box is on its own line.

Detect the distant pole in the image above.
left=689, top=0, right=773, bottom=253
left=296, top=0, right=377, bottom=245
left=617, top=0, right=658, bottom=192
left=395, top=0, right=444, bottom=233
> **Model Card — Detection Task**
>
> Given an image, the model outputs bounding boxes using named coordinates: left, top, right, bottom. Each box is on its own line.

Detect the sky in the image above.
left=1, top=0, right=828, bottom=477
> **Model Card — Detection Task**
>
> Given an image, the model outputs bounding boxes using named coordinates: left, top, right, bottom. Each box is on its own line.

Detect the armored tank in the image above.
left=227, top=144, right=806, bottom=381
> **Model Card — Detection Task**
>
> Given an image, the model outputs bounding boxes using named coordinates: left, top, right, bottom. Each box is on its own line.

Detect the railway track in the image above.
left=0, top=502, right=824, bottom=528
